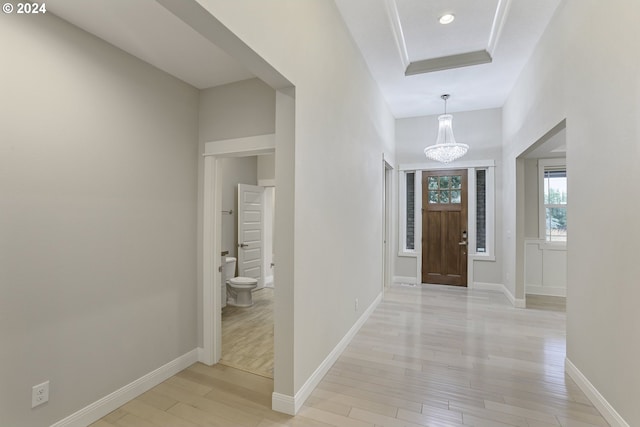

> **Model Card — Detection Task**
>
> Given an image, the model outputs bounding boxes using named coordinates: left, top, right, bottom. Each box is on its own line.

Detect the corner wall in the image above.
left=502, top=1, right=639, bottom=424
left=0, top=12, right=199, bottom=427
left=194, top=0, right=396, bottom=398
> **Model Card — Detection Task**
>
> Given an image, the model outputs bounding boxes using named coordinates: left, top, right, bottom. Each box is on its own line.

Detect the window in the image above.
left=398, top=162, right=495, bottom=259
left=427, top=175, right=462, bottom=204
left=475, top=169, right=486, bottom=253
left=405, top=172, right=415, bottom=250
left=539, top=160, right=567, bottom=243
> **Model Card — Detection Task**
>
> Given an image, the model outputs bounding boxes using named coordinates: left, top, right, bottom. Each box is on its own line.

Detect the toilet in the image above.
left=224, top=257, right=258, bottom=307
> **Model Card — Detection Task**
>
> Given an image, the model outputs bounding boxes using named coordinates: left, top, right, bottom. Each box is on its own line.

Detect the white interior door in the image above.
left=238, top=184, right=264, bottom=287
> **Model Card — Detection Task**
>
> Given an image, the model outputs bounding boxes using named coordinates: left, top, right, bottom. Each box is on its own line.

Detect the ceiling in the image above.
left=49, top=0, right=561, bottom=118
left=334, top=0, right=561, bottom=117
left=48, top=0, right=254, bottom=90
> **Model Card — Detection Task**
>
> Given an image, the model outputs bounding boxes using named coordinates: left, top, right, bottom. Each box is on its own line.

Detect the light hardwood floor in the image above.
left=91, top=284, right=608, bottom=427
left=221, top=287, right=274, bottom=378
left=526, top=294, right=567, bottom=312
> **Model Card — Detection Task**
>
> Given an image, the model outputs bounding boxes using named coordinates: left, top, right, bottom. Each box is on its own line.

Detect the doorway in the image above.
left=217, top=156, right=275, bottom=378
left=421, top=169, right=468, bottom=286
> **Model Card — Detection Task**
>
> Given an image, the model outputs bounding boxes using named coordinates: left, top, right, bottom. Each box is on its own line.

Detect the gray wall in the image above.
left=220, top=157, right=258, bottom=259
left=503, top=0, right=640, bottom=424
left=0, top=12, right=199, bottom=427
left=197, top=78, right=276, bottom=348
left=258, top=154, right=276, bottom=182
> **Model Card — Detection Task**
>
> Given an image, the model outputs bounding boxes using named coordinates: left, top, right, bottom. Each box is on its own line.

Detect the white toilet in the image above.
left=224, top=257, right=258, bottom=307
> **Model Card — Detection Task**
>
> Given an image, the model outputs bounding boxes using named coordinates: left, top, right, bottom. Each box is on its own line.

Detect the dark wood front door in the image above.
left=421, top=170, right=468, bottom=286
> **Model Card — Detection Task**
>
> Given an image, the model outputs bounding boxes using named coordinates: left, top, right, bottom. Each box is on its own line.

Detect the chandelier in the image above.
left=424, top=94, right=469, bottom=163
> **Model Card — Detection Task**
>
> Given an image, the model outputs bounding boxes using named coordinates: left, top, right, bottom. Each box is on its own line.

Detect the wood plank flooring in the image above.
left=91, top=284, right=608, bottom=427
left=526, top=294, right=566, bottom=312
left=221, top=287, right=274, bottom=378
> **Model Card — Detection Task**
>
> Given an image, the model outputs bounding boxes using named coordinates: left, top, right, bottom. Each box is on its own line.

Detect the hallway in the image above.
left=92, top=285, right=607, bottom=427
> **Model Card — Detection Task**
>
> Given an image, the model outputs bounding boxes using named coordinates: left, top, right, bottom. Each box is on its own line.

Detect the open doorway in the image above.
left=517, top=120, right=567, bottom=310
left=217, top=155, right=275, bottom=378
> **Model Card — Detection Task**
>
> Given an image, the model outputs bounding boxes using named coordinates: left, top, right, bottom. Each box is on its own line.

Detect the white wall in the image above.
left=394, top=108, right=503, bottom=286
left=0, top=12, right=199, bottom=427
left=194, top=0, right=396, bottom=397
left=524, top=159, right=539, bottom=238
left=503, top=1, right=640, bottom=424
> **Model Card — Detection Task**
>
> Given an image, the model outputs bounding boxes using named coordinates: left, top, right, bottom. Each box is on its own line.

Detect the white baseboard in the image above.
left=197, top=347, right=207, bottom=364
left=473, top=282, right=525, bottom=308
left=471, top=281, right=504, bottom=292
left=525, top=285, right=566, bottom=297
left=271, top=392, right=296, bottom=415
left=565, top=358, right=630, bottom=427
left=393, top=276, right=418, bottom=284
left=51, top=349, right=199, bottom=427
left=272, top=292, right=382, bottom=415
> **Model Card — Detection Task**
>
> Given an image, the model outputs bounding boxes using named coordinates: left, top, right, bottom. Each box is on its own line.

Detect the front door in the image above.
left=421, top=170, right=468, bottom=286
left=237, top=183, right=264, bottom=287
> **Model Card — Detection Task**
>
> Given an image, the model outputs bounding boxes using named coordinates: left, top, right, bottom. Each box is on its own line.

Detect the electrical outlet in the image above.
left=32, top=381, right=49, bottom=408
left=354, top=298, right=359, bottom=312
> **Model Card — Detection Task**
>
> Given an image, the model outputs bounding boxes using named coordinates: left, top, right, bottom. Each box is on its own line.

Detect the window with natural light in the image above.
left=405, top=172, right=415, bottom=250
left=399, top=165, right=495, bottom=258
left=541, top=165, right=567, bottom=242
left=475, top=169, right=487, bottom=253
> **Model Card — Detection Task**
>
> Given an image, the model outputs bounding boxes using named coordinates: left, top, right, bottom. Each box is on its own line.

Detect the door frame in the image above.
left=421, top=169, right=468, bottom=286
left=202, top=134, right=275, bottom=366
left=382, top=157, right=393, bottom=293
left=399, top=160, right=495, bottom=286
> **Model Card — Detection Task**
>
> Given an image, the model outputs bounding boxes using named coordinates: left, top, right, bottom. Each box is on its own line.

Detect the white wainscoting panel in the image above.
left=524, top=239, right=567, bottom=297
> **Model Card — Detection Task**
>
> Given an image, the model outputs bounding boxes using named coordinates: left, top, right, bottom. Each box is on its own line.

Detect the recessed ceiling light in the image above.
left=439, top=14, right=455, bottom=25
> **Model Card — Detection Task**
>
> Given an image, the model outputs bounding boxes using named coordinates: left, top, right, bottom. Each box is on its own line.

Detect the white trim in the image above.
left=383, top=0, right=410, bottom=69
left=470, top=253, right=496, bottom=262
left=525, top=285, right=566, bottom=297
left=409, top=164, right=495, bottom=286
left=394, top=275, right=419, bottom=284
left=202, top=140, right=277, bottom=366
left=272, top=293, right=383, bottom=415
left=204, top=134, right=275, bottom=157
left=565, top=358, right=630, bottom=427
left=472, top=281, right=506, bottom=292
left=415, top=172, right=423, bottom=282
left=51, top=350, right=198, bottom=427
left=271, top=393, right=296, bottom=415
left=487, top=0, right=512, bottom=55
left=473, top=282, right=526, bottom=308
left=201, top=155, right=217, bottom=366
left=398, top=170, right=418, bottom=253
left=397, top=250, right=417, bottom=258
left=399, top=159, right=495, bottom=171
left=485, top=167, right=496, bottom=257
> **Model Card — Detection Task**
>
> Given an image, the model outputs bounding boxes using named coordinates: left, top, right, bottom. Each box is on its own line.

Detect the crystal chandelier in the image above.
left=424, top=94, right=469, bottom=163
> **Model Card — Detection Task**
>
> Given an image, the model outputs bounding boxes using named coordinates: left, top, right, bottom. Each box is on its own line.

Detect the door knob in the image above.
left=239, top=243, right=248, bottom=248
left=458, top=241, right=467, bottom=246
